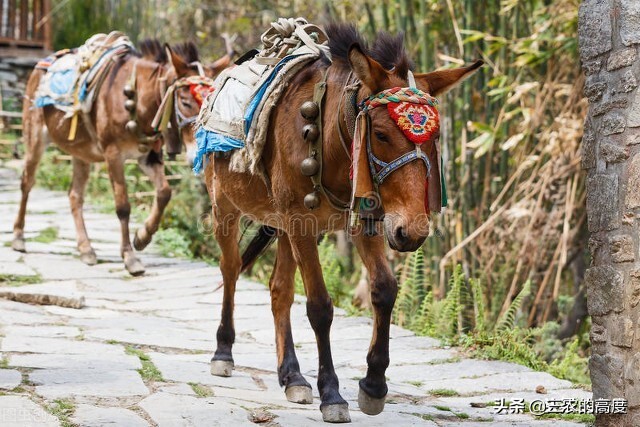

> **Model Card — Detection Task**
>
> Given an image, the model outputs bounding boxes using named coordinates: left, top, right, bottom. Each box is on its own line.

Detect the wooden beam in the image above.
left=0, top=0, right=5, bottom=38
left=19, top=0, right=28, bottom=40
left=8, top=0, right=16, bottom=39
left=33, top=0, right=42, bottom=41
left=42, top=0, right=51, bottom=50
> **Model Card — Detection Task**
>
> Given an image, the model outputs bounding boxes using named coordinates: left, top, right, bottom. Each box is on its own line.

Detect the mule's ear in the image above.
left=348, top=44, right=388, bottom=92
left=165, top=44, right=190, bottom=77
left=414, top=60, right=484, bottom=96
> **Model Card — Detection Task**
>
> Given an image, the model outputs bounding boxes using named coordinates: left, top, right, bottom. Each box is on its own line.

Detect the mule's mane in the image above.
left=138, top=39, right=167, bottom=63
left=326, top=22, right=411, bottom=78
left=137, top=39, right=200, bottom=64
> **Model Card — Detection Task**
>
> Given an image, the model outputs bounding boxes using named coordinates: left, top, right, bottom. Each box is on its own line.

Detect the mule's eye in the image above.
left=374, top=131, right=388, bottom=143
left=181, top=99, right=193, bottom=109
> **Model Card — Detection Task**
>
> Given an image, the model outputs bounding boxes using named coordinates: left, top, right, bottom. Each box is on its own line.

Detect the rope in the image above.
left=361, top=87, right=438, bottom=112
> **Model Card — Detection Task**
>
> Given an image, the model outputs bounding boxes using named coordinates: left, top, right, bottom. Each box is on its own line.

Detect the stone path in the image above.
left=0, top=166, right=590, bottom=426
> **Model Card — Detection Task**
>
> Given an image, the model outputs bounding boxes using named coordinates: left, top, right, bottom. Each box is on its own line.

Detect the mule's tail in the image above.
left=240, top=225, right=278, bottom=273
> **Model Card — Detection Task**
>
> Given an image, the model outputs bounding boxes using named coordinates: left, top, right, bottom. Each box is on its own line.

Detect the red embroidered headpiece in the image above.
left=361, top=86, right=439, bottom=145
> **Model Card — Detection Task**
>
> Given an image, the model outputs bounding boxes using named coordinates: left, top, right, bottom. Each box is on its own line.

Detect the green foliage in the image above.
left=30, top=226, right=59, bottom=243
left=394, top=248, right=426, bottom=328
left=496, top=280, right=531, bottom=332
left=125, top=346, right=164, bottom=382
left=0, top=273, right=42, bottom=287
left=153, top=228, right=192, bottom=259
left=46, top=399, right=75, bottom=427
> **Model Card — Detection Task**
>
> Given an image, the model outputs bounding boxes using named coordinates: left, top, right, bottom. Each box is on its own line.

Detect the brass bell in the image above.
left=124, top=99, right=136, bottom=112
left=138, top=143, right=151, bottom=153
left=300, top=101, right=319, bottom=120
left=304, top=192, right=320, bottom=210
left=300, top=157, right=320, bottom=176
left=123, top=85, right=135, bottom=99
left=125, top=120, right=138, bottom=134
left=302, top=124, right=319, bottom=142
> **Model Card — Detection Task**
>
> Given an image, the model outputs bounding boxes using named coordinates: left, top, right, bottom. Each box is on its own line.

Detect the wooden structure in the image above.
left=0, top=0, right=52, bottom=55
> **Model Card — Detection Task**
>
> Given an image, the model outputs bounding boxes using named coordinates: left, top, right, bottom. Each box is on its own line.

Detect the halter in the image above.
left=358, top=86, right=438, bottom=187
left=151, top=75, right=216, bottom=135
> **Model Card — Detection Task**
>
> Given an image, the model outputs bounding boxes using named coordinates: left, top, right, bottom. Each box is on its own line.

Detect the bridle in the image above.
left=357, top=85, right=437, bottom=187
left=151, top=74, right=216, bottom=139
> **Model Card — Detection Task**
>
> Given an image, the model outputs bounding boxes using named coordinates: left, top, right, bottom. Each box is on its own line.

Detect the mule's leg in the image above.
left=133, top=154, right=171, bottom=251
left=69, top=158, right=97, bottom=265
left=104, top=146, right=145, bottom=276
left=352, top=233, right=397, bottom=415
left=210, top=195, right=241, bottom=377
left=270, top=234, right=313, bottom=404
left=12, top=109, right=46, bottom=252
left=289, top=235, right=350, bottom=423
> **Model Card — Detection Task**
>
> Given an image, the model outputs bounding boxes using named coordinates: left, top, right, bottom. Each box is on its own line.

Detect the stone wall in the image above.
left=578, top=0, right=640, bottom=426
left=0, top=54, right=39, bottom=122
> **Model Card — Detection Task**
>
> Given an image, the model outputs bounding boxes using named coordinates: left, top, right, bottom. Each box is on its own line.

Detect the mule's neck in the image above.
left=320, top=64, right=361, bottom=205
left=130, top=58, right=166, bottom=133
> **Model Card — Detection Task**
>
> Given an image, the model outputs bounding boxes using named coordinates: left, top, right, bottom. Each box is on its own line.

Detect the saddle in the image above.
left=194, top=18, right=330, bottom=175
left=35, top=32, right=134, bottom=141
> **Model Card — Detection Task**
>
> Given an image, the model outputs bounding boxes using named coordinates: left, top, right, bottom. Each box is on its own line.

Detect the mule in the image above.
left=202, top=24, right=482, bottom=422
left=12, top=37, right=233, bottom=275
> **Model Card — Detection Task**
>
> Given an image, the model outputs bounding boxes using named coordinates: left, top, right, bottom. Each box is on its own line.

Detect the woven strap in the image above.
left=362, top=86, right=438, bottom=111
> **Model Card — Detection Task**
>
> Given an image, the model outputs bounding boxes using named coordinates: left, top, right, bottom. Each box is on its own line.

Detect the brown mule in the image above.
left=203, top=24, right=482, bottom=422
left=12, top=38, right=232, bottom=275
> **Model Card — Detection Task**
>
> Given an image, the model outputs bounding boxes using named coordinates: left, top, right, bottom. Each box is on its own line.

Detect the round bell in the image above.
left=300, top=101, right=319, bottom=120
left=125, top=120, right=138, bottom=134
left=137, top=143, right=150, bottom=153
left=124, top=99, right=136, bottom=112
left=302, top=124, right=319, bottom=142
left=304, top=192, right=320, bottom=210
left=123, top=85, right=135, bottom=99
left=300, top=157, right=320, bottom=176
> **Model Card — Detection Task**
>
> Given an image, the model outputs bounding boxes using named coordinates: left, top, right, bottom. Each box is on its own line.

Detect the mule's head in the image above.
left=164, top=44, right=210, bottom=159
left=348, top=45, right=482, bottom=252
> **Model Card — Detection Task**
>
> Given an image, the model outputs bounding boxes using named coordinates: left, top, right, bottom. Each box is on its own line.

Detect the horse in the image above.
left=12, top=36, right=234, bottom=276
left=201, top=23, right=482, bottom=422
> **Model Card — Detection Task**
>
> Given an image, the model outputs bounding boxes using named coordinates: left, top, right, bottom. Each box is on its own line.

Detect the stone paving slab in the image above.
left=0, top=166, right=588, bottom=426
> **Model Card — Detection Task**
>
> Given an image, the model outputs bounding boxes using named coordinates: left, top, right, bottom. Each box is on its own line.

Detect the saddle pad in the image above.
left=194, top=18, right=330, bottom=175
left=34, top=32, right=133, bottom=117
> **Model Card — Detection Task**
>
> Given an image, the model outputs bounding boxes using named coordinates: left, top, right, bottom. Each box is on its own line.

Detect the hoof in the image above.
left=11, top=237, right=26, bottom=253
left=79, top=250, right=97, bottom=266
left=124, top=253, right=145, bottom=276
left=133, top=228, right=152, bottom=251
left=321, top=403, right=350, bottom=423
left=357, top=388, right=385, bottom=416
left=285, top=385, right=313, bottom=404
left=210, top=360, right=233, bottom=377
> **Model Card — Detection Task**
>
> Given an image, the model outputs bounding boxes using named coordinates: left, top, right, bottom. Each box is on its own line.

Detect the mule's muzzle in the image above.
left=386, top=225, right=426, bottom=252
left=383, top=213, right=429, bottom=252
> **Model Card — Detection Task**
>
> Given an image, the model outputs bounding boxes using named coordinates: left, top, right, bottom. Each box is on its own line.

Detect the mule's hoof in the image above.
left=124, top=254, right=145, bottom=276
left=285, top=385, right=313, bottom=404
left=79, top=250, right=97, bottom=266
left=133, top=228, right=151, bottom=251
left=11, top=238, right=26, bottom=253
left=210, top=360, right=233, bottom=377
left=321, top=403, right=350, bottom=423
left=357, top=388, right=385, bottom=415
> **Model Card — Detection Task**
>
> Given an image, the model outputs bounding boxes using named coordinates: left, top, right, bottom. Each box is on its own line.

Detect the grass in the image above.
left=434, top=405, right=451, bottom=412
left=0, top=357, right=8, bottom=368
left=536, top=412, right=595, bottom=424
left=429, top=388, right=460, bottom=397
left=125, top=346, right=164, bottom=382
left=47, top=399, right=75, bottom=427
left=29, top=226, right=59, bottom=243
left=0, top=273, right=42, bottom=287
left=188, top=382, right=213, bottom=397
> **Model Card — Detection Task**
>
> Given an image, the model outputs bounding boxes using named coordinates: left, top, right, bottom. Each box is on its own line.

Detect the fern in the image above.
left=415, top=291, right=434, bottom=335
left=436, top=264, right=464, bottom=339
left=496, top=280, right=531, bottom=332
left=470, top=277, right=486, bottom=334
left=394, top=248, right=426, bottom=328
